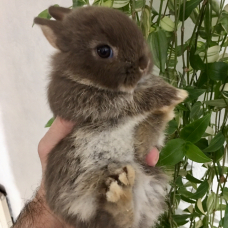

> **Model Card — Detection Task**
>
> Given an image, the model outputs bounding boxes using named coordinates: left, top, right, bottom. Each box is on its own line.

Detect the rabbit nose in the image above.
left=139, top=55, right=148, bottom=71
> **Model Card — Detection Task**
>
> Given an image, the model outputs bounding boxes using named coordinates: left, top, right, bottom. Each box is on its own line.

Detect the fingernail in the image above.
left=146, top=147, right=160, bottom=166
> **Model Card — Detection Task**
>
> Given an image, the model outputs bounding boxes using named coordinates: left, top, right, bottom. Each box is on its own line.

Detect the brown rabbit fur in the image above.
left=34, top=6, right=187, bottom=228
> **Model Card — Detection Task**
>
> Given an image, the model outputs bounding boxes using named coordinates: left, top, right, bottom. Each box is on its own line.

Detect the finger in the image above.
left=146, top=147, right=159, bottom=166
left=38, top=117, right=74, bottom=165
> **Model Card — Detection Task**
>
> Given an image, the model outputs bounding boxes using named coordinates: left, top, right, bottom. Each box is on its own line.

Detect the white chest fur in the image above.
left=73, top=115, right=145, bottom=168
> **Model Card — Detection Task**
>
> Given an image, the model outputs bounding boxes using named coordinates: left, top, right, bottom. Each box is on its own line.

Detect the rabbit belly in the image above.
left=45, top=115, right=167, bottom=227
left=132, top=167, right=167, bottom=228
left=74, top=119, right=139, bottom=167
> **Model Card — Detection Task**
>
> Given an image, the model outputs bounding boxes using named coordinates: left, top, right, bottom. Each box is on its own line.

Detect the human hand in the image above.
left=37, top=117, right=75, bottom=228
left=38, top=117, right=75, bottom=172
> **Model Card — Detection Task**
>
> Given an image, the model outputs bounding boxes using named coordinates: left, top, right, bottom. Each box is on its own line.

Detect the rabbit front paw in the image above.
left=105, top=164, right=135, bottom=203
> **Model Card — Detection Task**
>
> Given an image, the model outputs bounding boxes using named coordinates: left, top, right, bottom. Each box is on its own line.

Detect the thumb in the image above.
left=38, top=117, right=74, bottom=171
left=146, top=147, right=160, bottom=166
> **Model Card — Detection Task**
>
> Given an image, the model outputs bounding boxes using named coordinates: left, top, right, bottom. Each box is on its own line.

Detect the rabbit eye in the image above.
left=97, top=45, right=113, bottom=58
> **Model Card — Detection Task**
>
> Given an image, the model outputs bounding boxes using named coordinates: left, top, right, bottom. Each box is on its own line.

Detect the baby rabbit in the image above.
left=34, top=6, right=187, bottom=228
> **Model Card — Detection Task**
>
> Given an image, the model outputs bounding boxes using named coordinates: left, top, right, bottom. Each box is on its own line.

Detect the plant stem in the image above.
left=163, top=0, right=170, bottom=18
left=130, top=0, right=136, bottom=21
left=194, top=1, right=207, bottom=49
left=220, top=34, right=227, bottom=49
left=181, top=0, right=186, bottom=79
left=173, top=0, right=180, bottom=71
left=157, top=0, right=164, bottom=26
left=211, top=170, right=220, bottom=226
left=149, top=0, right=153, bottom=10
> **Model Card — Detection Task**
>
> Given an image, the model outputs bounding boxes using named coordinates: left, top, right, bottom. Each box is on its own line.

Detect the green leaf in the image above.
left=141, top=6, right=150, bottom=38
left=184, top=181, right=197, bottom=189
left=190, top=101, right=202, bottom=120
left=214, top=81, right=222, bottom=99
left=216, top=204, right=227, bottom=211
left=195, top=138, right=209, bottom=150
left=37, top=9, right=52, bottom=19
left=157, top=139, right=185, bottom=166
left=196, top=71, right=208, bottom=88
left=217, top=161, right=223, bottom=176
left=148, top=29, right=168, bottom=73
left=183, top=142, right=211, bottom=163
left=113, top=0, right=129, bottom=8
left=166, top=119, right=178, bottom=135
left=179, top=0, right=202, bottom=21
left=45, top=117, right=54, bottom=128
left=205, top=99, right=228, bottom=108
left=214, top=23, right=225, bottom=36
left=196, top=198, right=206, bottom=214
left=195, top=219, right=203, bottom=227
left=179, top=187, right=195, bottom=198
left=215, top=166, right=228, bottom=173
left=219, top=218, right=224, bottom=227
left=223, top=91, right=228, bottom=98
left=167, top=0, right=175, bottom=12
left=186, top=174, right=202, bottom=183
left=181, top=195, right=196, bottom=204
left=222, top=187, right=228, bottom=201
left=92, top=0, right=101, bottom=5
left=184, top=88, right=205, bottom=102
left=222, top=38, right=228, bottom=47
left=190, top=8, right=199, bottom=24
left=177, top=104, right=189, bottom=111
left=118, top=4, right=131, bottom=15
left=213, top=146, right=224, bottom=162
left=180, top=114, right=211, bottom=143
left=204, top=2, right=211, bottom=38
left=211, top=0, right=220, bottom=15
left=135, top=0, right=144, bottom=9
left=151, top=6, right=158, bottom=15
left=190, top=48, right=205, bottom=71
left=100, top=0, right=112, bottom=7
left=179, top=169, right=188, bottom=176
left=223, top=205, right=228, bottom=228
left=191, top=180, right=209, bottom=199
left=202, top=195, right=208, bottom=213
left=160, top=16, right=175, bottom=32
left=73, top=0, right=86, bottom=7
left=207, top=192, right=218, bottom=214
left=203, top=131, right=225, bottom=152
left=207, top=62, right=228, bottom=81
left=195, top=41, right=206, bottom=55
left=176, top=175, right=184, bottom=187
left=219, top=11, right=228, bottom=33
left=220, top=57, right=228, bottom=65
left=173, top=214, right=191, bottom=226
left=176, top=41, right=190, bottom=57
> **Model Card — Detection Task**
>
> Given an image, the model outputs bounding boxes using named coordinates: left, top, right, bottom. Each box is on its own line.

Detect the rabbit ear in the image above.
left=34, top=17, right=69, bottom=51
left=48, top=6, right=71, bottom=21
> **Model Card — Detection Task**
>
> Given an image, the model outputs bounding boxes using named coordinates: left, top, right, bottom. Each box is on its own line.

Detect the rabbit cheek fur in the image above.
left=34, top=6, right=188, bottom=228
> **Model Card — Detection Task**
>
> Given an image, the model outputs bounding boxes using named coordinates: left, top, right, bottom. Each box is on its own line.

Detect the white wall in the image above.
left=0, top=0, right=71, bottom=219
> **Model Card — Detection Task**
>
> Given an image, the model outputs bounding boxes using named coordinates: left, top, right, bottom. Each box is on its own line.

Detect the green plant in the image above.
left=38, top=0, right=228, bottom=227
